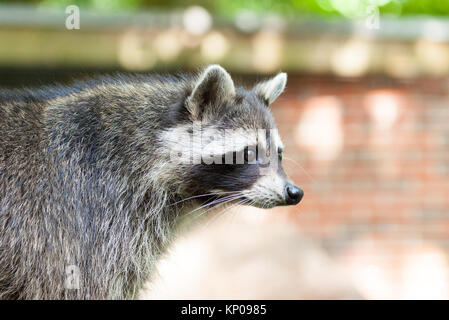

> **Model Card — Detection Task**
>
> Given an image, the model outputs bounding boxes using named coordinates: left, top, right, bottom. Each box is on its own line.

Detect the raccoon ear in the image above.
left=254, top=72, right=287, bottom=105
left=186, top=65, right=235, bottom=119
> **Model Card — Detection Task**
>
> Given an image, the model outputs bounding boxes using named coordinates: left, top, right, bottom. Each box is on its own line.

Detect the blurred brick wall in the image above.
left=270, top=76, right=449, bottom=298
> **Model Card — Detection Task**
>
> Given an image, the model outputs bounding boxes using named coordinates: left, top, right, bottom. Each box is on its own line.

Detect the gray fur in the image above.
left=254, top=72, right=287, bottom=104
left=186, top=65, right=235, bottom=120
left=0, top=66, right=293, bottom=299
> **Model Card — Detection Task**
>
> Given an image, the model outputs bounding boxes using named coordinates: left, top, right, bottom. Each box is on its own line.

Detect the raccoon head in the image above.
left=164, top=65, right=303, bottom=208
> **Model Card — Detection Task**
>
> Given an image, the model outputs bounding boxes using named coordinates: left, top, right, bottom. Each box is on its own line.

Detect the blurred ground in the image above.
left=142, top=209, right=360, bottom=299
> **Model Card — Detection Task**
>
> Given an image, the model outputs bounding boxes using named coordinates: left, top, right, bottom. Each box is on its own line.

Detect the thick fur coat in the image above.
left=0, top=65, right=300, bottom=299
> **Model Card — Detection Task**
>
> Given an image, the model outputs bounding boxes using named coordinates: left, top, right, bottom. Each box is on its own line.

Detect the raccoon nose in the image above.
left=285, top=184, right=304, bottom=205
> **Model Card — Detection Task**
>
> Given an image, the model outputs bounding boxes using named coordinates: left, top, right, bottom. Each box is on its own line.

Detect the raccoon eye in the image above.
left=244, top=148, right=256, bottom=163
left=278, top=148, right=283, bottom=161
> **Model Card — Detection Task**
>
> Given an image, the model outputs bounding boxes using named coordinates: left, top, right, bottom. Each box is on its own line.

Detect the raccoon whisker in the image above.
left=203, top=194, right=246, bottom=211
left=169, top=191, right=240, bottom=206
left=200, top=193, right=243, bottom=207
left=283, top=155, right=315, bottom=184
left=204, top=197, right=250, bottom=227
left=192, top=194, right=247, bottom=220
left=185, top=193, right=244, bottom=217
left=218, top=173, right=249, bottom=180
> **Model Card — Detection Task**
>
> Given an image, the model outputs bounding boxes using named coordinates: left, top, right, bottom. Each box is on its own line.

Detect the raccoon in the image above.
left=0, top=65, right=303, bottom=300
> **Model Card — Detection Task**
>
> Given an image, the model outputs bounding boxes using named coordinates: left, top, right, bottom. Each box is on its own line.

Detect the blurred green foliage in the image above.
left=2, top=0, right=449, bottom=16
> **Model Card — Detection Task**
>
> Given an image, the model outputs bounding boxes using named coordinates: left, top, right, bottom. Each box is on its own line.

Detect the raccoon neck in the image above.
left=112, top=177, right=193, bottom=298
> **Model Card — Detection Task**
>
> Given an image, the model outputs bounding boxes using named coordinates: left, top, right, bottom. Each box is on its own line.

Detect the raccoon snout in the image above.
left=284, top=183, right=304, bottom=205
